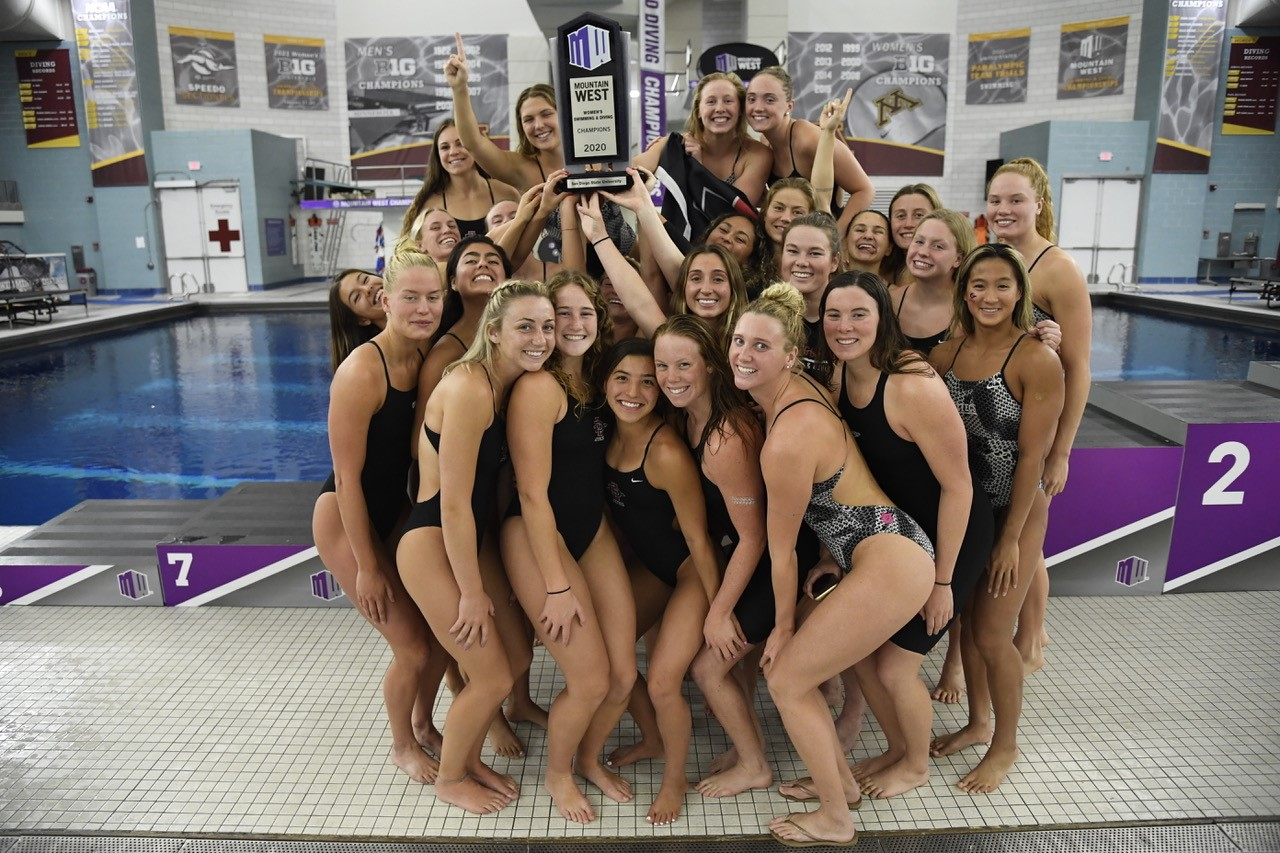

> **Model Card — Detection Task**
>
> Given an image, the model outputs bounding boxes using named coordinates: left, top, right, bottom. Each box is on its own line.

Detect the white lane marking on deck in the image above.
left=1162, top=535, right=1280, bottom=592
left=1045, top=507, right=1175, bottom=567
left=176, top=546, right=320, bottom=606
left=9, top=565, right=115, bottom=604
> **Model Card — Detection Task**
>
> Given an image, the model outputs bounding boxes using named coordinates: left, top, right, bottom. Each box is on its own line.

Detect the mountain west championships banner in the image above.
left=1154, top=0, right=1227, bottom=172
left=966, top=29, right=1029, bottom=105
left=1223, top=36, right=1280, bottom=136
left=169, top=26, right=240, bottom=107
left=789, top=32, right=950, bottom=176
left=70, top=0, right=147, bottom=185
left=345, top=35, right=508, bottom=179
left=264, top=35, right=328, bottom=110
left=1058, top=16, right=1129, bottom=99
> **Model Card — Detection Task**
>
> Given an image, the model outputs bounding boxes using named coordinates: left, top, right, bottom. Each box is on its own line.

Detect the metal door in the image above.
left=1058, top=177, right=1141, bottom=285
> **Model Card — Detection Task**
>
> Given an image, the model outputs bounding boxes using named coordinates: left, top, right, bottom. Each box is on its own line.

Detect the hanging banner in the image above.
left=1223, top=36, right=1280, bottom=136
left=638, top=0, right=665, bottom=153
left=170, top=26, right=240, bottom=107
left=1153, top=0, right=1228, bottom=173
left=15, top=48, right=81, bottom=148
left=1058, top=16, right=1129, bottom=99
left=264, top=35, right=328, bottom=111
left=789, top=31, right=949, bottom=176
left=966, top=28, right=1029, bottom=105
left=345, top=34, right=508, bottom=181
left=70, top=0, right=147, bottom=186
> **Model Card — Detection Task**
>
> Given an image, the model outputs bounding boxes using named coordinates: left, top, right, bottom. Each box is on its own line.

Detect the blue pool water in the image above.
left=2, top=305, right=1279, bottom=525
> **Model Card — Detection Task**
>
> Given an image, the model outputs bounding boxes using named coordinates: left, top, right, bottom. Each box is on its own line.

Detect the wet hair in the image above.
left=991, top=157, right=1056, bottom=242
left=685, top=72, right=749, bottom=144
left=882, top=183, right=943, bottom=284
left=760, top=178, right=819, bottom=274
left=327, top=268, right=378, bottom=372
left=914, top=209, right=977, bottom=277
left=672, top=244, right=750, bottom=349
left=842, top=209, right=891, bottom=271
left=784, top=211, right=841, bottom=261
left=814, top=271, right=929, bottom=385
left=599, top=336, right=658, bottom=399
left=653, top=313, right=759, bottom=458
left=953, top=243, right=1035, bottom=336
left=450, top=279, right=551, bottom=375
left=515, top=83, right=557, bottom=158
left=743, top=282, right=807, bottom=354
left=751, top=66, right=794, bottom=101
left=434, top=234, right=513, bottom=345
left=546, top=270, right=612, bottom=412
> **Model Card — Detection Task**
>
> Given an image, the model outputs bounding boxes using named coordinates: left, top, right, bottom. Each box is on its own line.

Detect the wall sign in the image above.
left=15, top=49, right=80, bottom=148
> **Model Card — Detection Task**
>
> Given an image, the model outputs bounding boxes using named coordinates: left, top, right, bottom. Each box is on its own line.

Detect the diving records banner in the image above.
left=966, top=28, right=1029, bottom=105
left=1153, top=0, right=1227, bottom=173
left=170, top=27, right=239, bottom=107
left=1223, top=36, right=1279, bottom=136
left=1058, top=16, right=1129, bottom=99
left=345, top=34, right=508, bottom=179
left=15, top=48, right=80, bottom=148
left=264, top=35, right=328, bottom=110
left=70, top=0, right=147, bottom=186
left=789, top=32, right=949, bottom=176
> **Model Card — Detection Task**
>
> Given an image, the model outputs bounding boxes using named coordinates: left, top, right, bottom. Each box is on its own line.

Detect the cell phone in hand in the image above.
left=811, top=573, right=839, bottom=602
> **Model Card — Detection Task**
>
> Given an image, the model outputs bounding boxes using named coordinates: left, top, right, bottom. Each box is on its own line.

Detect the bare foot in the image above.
left=507, top=697, right=549, bottom=730
left=957, top=744, right=1020, bottom=794
left=1041, top=626, right=1050, bottom=648
left=1022, top=647, right=1046, bottom=677
left=486, top=715, right=525, bottom=759
left=645, top=776, right=688, bottom=825
left=390, top=743, right=439, bottom=783
left=607, top=738, right=662, bottom=768
left=413, top=720, right=444, bottom=756
left=469, top=761, right=520, bottom=802
left=861, top=761, right=929, bottom=799
left=768, top=811, right=856, bottom=847
left=434, top=774, right=508, bottom=814
left=546, top=771, right=595, bottom=823
left=820, top=675, right=842, bottom=707
left=930, top=723, right=992, bottom=758
left=696, top=761, right=772, bottom=798
left=931, top=668, right=965, bottom=704
left=778, top=776, right=862, bottom=808
left=851, top=750, right=898, bottom=781
left=579, top=760, right=634, bottom=803
left=707, top=745, right=738, bottom=775
left=834, top=705, right=864, bottom=753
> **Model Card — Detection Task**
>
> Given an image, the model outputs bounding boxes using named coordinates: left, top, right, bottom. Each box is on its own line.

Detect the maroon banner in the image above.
left=1223, top=35, right=1279, bottom=136
left=15, top=49, right=80, bottom=149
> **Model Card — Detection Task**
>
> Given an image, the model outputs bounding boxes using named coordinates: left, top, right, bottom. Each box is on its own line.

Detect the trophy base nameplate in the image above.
left=556, top=172, right=635, bottom=194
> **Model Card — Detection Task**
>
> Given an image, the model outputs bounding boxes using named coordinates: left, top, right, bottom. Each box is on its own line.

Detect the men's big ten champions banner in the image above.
left=169, top=26, right=240, bottom=108
left=1154, top=0, right=1227, bottom=173
left=966, top=29, right=1029, bottom=105
left=264, top=35, right=328, bottom=111
left=70, top=0, right=147, bottom=186
left=345, top=35, right=508, bottom=180
left=1058, top=16, right=1129, bottom=99
left=789, top=32, right=949, bottom=176
left=638, top=0, right=664, bottom=153
left=15, top=48, right=80, bottom=148
left=1223, top=36, right=1280, bottom=136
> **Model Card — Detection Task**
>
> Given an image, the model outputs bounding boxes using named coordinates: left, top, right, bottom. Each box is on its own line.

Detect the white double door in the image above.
left=1058, top=177, right=1141, bottom=285
left=159, top=181, right=249, bottom=295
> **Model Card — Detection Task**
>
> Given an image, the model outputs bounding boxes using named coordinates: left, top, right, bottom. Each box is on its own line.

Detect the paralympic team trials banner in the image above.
left=1058, top=16, right=1129, bottom=99
left=1223, top=36, right=1279, bottom=136
left=966, top=28, right=1029, bottom=105
left=345, top=35, right=508, bottom=180
left=70, top=0, right=147, bottom=186
left=789, top=32, right=949, bottom=176
left=169, top=26, right=239, bottom=108
left=264, top=35, right=328, bottom=111
left=1154, top=0, right=1227, bottom=173
left=15, top=48, right=80, bottom=148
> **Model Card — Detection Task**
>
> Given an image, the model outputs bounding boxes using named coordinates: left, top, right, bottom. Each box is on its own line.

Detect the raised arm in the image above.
left=446, top=32, right=532, bottom=189
left=647, top=430, right=722, bottom=608
left=602, top=168, right=684, bottom=286
left=578, top=193, right=667, bottom=336
left=810, top=89, right=852, bottom=215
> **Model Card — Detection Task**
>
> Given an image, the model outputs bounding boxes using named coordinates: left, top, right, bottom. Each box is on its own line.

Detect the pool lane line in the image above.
left=0, top=459, right=284, bottom=489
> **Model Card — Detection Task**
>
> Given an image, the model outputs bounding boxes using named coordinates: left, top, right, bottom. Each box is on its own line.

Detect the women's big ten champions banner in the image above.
left=264, top=35, right=328, bottom=111
left=1058, top=16, right=1129, bottom=99
left=344, top=35, right=508, bottom=181
left=966, top=29, right=1029, bottom=105
left=789, top=32, right=949, bottom=176
left=1154, top=0, right=1227, bottom=173
left=169, top=26, right=240, bottom=107
left=70, top=0, right=147, bottom=186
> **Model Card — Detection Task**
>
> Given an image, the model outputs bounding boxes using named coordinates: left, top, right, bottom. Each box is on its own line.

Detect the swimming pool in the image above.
left=2, top=304, right=1277, bottom=526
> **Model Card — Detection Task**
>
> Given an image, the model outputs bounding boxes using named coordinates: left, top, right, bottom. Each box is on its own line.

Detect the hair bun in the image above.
left=757, top=282, right=805, bottom=318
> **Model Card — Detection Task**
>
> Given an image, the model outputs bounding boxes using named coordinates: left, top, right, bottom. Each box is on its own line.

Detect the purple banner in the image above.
left=1165, top=422, right=1280, bottom=590
left=0, top=565, right=94, bottom=605
left=638, top=0, right=664, bottom=152
left=158, top=544, right=312, bottom=606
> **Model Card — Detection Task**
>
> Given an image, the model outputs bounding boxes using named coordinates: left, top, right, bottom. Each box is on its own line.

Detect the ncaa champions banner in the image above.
left=789, top=32, right=949, bottom=176
left=1153, top=0, right=1227, bottom=173
left=70, top=0, right=147, bottom=186
left=169, top=26, right=240, bottom=107
left=966, top=28, right=1029, bottom=105
left=264, top=35, right=328, bottom=111
left=345, top=34, right=508, bottom=180
left=1058, top=17, right=1129, bottom=99
left=638, top=0, right=664, bottom=153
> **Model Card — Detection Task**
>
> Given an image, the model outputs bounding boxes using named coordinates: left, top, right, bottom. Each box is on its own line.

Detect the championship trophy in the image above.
left=550, top=13, right=634, bottom=192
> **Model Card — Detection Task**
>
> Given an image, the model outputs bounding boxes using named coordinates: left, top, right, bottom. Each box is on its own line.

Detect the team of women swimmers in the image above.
left=311, top=36, right=1091, bottom=848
